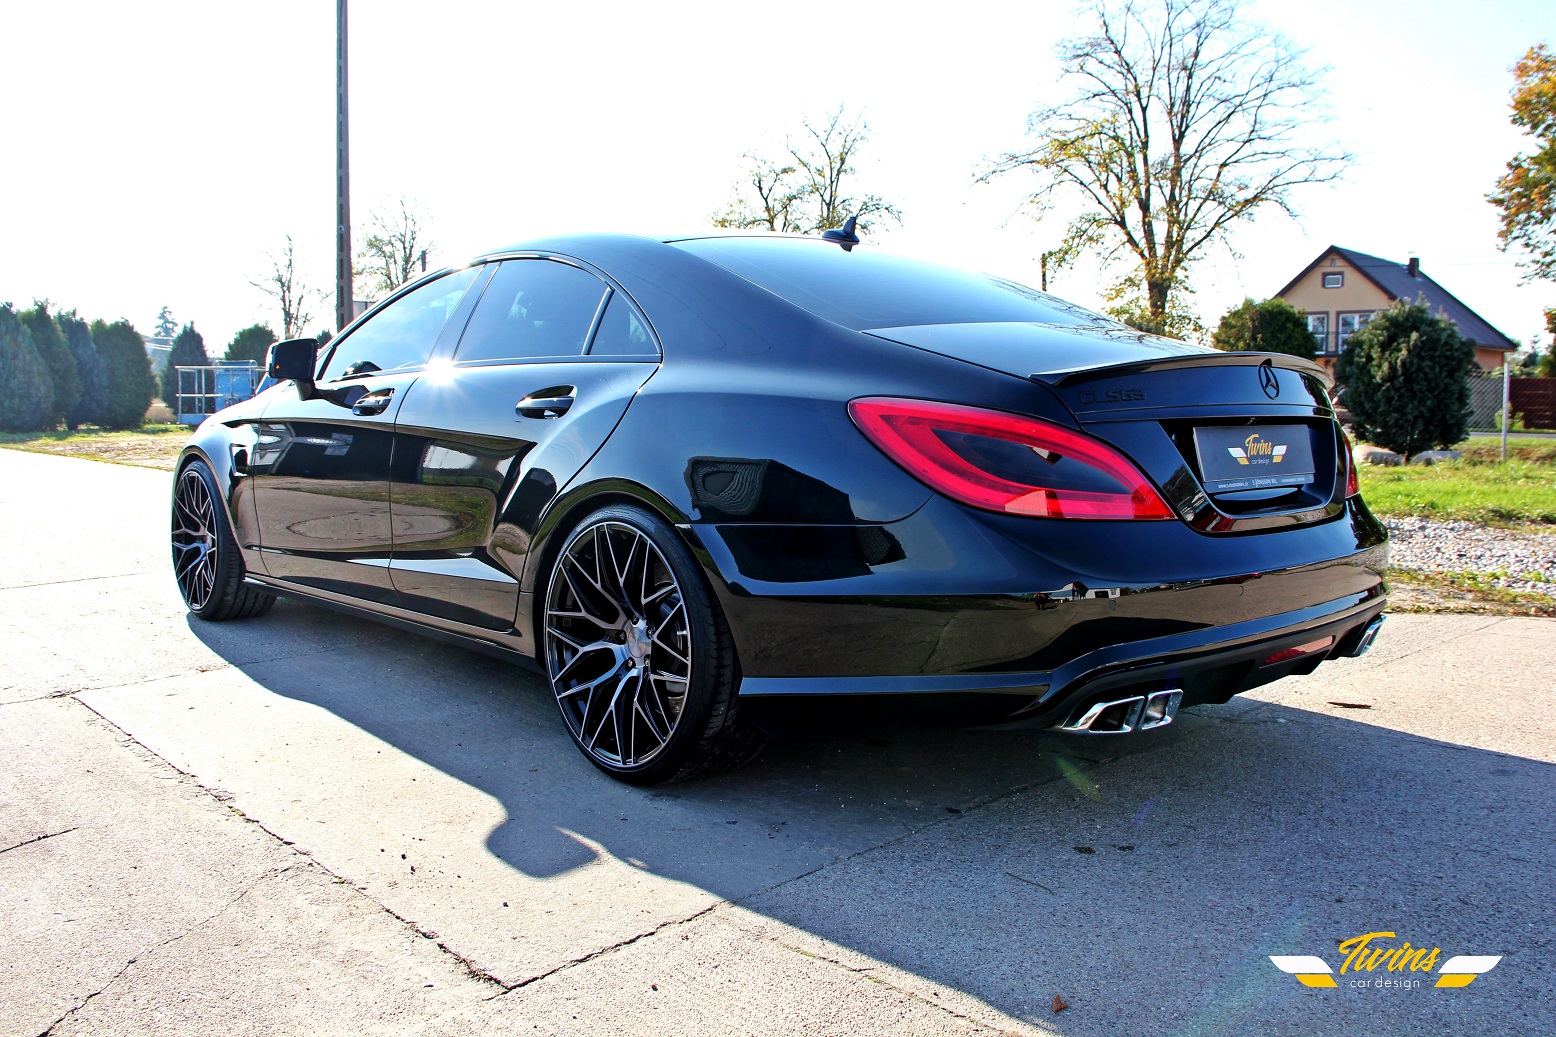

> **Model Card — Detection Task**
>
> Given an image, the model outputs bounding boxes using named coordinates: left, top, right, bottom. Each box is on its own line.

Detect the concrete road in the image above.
left=2, top=447, right=1552, bottom=1037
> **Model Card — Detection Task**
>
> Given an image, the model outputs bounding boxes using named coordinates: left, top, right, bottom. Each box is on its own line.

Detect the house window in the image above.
left=1322, top=272, right=1344, bottom=289
left=1307, top=313, right=1329, bottom=353
left=1337, top=312, right=1373, bottom=351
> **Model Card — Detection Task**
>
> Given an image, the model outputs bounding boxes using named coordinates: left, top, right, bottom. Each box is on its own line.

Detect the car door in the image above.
left=249, top=266, right=486, bottom=604
left=387, top=257, right=660, bottom=630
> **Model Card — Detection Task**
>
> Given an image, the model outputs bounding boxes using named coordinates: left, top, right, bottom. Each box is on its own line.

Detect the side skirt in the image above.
left=244, top=575, right=542, bottom=673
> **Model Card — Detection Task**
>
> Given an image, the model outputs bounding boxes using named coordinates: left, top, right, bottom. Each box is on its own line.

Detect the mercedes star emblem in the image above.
left=1258, top=359, right=1280, bottom=399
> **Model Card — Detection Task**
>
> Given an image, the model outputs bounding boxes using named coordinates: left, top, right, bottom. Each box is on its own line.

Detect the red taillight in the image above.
left=1340, top=429, right=1360, bottom=498
left=848, top=397, right=1175, bottom=520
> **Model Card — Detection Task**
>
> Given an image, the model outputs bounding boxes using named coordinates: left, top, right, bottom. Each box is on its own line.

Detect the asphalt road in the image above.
left=2, top=447, right=1552, bottom=1037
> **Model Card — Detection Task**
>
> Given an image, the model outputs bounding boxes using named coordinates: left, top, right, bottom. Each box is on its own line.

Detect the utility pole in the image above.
left=335, top=0, right=352, bottom=332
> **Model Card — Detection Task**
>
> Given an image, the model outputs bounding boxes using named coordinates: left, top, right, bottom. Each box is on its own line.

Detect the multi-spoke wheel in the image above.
left=543, top=504, right=762, bottom=784
left=171, top=460, right=274, bottom=621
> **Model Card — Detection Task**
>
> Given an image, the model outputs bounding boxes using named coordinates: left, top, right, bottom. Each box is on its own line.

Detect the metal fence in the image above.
left=1465, top=371, right=1555, bottom=431
left=1466, top=372, right=1505, bottom=430
left=174, top=362, right=263, bottom=425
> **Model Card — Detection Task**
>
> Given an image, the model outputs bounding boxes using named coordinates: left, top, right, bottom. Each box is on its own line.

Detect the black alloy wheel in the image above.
left=171, top=460, right=275, bottom=621
left=542, top=504, right=760, bottom=784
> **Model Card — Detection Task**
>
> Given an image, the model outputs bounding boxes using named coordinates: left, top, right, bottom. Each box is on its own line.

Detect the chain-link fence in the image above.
left=1467, top=372, right=1504, bottom=431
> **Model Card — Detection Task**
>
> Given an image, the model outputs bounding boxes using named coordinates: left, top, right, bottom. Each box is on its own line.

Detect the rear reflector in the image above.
left=1262, top=636, right=1335, bottom=666
left=848, top=397, right=1174, bottom=520
left=1340, top=429, right=1360, bottom=498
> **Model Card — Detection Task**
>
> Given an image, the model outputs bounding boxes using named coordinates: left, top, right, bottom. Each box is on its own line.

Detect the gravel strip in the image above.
left=1384, top=517, right=1556, bottom=592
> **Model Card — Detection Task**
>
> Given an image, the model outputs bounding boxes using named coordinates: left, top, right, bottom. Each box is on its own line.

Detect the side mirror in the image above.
left=266, top=338, right=319, bottom=385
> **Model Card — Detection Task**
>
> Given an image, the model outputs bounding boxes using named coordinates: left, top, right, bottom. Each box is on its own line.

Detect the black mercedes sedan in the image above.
left=172, top=231, right=1387, bottom=783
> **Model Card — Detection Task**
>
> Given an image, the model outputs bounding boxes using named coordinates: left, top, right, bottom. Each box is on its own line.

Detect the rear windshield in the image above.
left=672, top=236, right=1112, bottom=331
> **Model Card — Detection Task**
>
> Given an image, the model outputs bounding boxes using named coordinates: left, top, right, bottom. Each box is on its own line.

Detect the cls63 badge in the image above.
left=1077, top=387, right=1146, bottom=405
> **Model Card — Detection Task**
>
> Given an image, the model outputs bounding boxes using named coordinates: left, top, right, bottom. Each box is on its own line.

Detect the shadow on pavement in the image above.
left=188, top=599, right=1554, bottom=1036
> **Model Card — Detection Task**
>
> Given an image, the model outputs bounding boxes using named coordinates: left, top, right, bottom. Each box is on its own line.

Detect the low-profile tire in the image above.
left=171, top=459, right=275, bottom=621
left=542, top=503, right=763, bottom=785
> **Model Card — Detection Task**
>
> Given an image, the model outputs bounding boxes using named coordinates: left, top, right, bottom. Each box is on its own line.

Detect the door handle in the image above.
left=517, top=387, right=576, bottom=419
left=351, top=388, right=395, bottom=416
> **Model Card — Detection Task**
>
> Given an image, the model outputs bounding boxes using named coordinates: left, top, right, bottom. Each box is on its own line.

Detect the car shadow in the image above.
left=186, top=600, right=1553, bottom=1034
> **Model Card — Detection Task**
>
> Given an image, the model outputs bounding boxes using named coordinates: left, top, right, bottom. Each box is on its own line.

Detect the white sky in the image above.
left=2, top=0, right=1552, bottom=353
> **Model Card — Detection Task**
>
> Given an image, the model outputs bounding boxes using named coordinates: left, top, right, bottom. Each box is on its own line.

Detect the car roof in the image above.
left=476, top=229, right=841, bottom=258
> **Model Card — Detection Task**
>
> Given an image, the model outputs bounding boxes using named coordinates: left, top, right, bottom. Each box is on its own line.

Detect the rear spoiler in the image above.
left=1037, top=351, right=1332, bottom=390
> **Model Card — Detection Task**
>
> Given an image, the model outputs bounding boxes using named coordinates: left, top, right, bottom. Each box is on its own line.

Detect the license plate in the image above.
left=1193, top=425, right=1315, bottom=493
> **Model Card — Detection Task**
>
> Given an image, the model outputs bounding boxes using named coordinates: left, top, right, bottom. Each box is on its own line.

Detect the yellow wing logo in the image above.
left=1227, top=435, right=1289, bottom=466
left=1269, top=939, right=1501, bottom=990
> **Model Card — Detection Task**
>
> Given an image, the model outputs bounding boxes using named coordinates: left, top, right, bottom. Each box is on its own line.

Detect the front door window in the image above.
left=318, top=267, right=481, bottom=380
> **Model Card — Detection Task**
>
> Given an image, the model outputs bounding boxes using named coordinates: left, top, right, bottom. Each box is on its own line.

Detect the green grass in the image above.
left=1358, top=455, right=1556, bottom=526
left=1387, top=568, right=1556, bottom=617
left=1456, top=436, right=1556, bottom=464
left=0, top=424, right=188, bottom=470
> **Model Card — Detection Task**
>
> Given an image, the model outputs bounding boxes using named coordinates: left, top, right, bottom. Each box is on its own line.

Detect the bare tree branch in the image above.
left=982, top=0, right=1348, bottom=334
left=249, top=235, right=319, bottom=340
left=714, top=107, right=904, bottom=236
left=355, top=197, right=434, bottom=299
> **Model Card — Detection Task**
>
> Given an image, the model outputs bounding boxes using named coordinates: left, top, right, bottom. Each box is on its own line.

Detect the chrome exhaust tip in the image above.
left=1139, top=689, right=1182, bottom=731
left=1057, top=689, right=1183, bottom=734
left=1060, top=696, right=1144, bottom=733
left=1346, top=616, right=1385, bottom=658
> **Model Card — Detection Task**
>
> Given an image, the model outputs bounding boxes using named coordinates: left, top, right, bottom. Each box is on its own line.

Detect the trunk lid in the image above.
left=866, top=321, right=1345, bottom=533
left=865, top=321, right=1330, bottom=404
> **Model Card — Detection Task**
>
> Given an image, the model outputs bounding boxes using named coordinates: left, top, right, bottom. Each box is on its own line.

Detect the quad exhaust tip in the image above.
left=1059, top=689, right=1182, bottom=734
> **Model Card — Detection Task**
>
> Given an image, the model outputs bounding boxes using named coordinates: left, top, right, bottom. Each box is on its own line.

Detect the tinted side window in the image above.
left=588, top=293, right=656, bottom=355
left=454, top=259, right=609, bottom=363
left=319, top=268, right=479, bottom=380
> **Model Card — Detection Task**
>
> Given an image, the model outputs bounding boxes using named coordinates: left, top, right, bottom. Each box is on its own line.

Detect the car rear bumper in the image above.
left=733, top=589, right=1384, bottom=716
left=688, top=494, right=1388, bottom=720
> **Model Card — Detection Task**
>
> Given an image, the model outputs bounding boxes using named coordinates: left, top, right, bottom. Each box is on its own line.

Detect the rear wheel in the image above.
left=542, top=504, right=761, bottom=784
left=171, top=460, right=275, bottom=621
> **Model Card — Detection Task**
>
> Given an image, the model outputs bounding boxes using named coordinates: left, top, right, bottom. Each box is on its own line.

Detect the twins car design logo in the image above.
left=1270, top=932, right=1501, bottom=990
left=1227, top=434, right=1287, bottom=466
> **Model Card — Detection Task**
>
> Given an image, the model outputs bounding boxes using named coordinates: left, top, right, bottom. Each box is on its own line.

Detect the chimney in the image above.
left=1407, top=256, right=1420, bottom=278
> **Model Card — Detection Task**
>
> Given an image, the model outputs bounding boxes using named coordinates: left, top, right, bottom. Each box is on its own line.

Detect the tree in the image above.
left=714, top=108, right=903, bottom=236
left=1335, top=299, right=1476, bottom=457
left=355, top=198, right=432, bottom=299
left=20, top=301, right=81, bottom=427
left=251, top=235, right=318, bottom=339
left=91, top=319, right=156, bottom=429
left=1103, top=273, right=1204, bottom=340
left=58, top=311, right=108, bottom=429
left=153, top=306, right=177, bottom=339
left=1211, top=297, right=1316, bottom=359
left=161, top=323, right=210, bottom=407
left=984, top=0, right=1346, bottom=334
left=0, top=304, right=54, bottom=432
left=1490, top=45, right=1556, bottom=361
left=1490, top=44, right=1556, bottom=281
left=224, top=323, right=276, bottom=365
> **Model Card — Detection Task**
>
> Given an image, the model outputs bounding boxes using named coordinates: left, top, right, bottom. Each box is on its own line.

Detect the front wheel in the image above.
left=171, top=460, right=275, bottom=621
left=542, top=504, right=762, bottom=784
